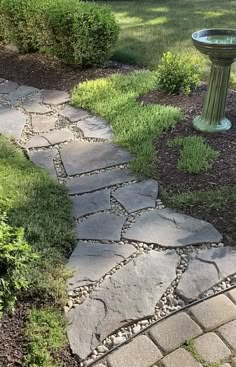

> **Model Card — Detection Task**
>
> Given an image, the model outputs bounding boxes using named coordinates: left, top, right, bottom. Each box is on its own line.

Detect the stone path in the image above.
left=0, top=79, right=235, bottom=367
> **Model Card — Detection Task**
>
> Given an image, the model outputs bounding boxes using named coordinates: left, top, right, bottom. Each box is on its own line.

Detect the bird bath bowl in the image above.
left=192, top=29, right=236, bottom=132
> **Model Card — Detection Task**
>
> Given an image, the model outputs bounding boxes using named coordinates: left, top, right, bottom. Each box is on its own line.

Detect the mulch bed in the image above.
left=141, top=84, right=236, bottom=244
left=0, top=44, right=136, bottom=91
left=0, top=303, right=27, bottom=367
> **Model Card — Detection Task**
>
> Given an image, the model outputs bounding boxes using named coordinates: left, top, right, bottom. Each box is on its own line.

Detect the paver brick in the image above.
left=161, top=348, right=203, bottom=367
left=149, top=312, right=202, bottom=353
left=107, top=335, right=162, bottom=367
left=193, top=332, right=231, bottom=363
left=218, top=319, right=236, bottom=351
left=189, top=295, right=236, bottom=331
left=228, top=288, right=236, bottom=304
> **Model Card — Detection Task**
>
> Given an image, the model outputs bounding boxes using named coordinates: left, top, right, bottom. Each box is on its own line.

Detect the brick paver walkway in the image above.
left=0, top=79, right=235, bottom=367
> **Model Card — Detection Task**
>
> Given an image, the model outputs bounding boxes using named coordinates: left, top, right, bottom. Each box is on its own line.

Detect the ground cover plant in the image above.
left=99, top=0, right=236, bottom=85
left=72, top=70, right=182, bottom=176
left=0, top=0, right=119, bottom=67
left=0, top=135, right=75, bottom=366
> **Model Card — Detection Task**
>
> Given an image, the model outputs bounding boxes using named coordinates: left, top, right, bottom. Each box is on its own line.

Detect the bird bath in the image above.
left=192, top=29, right=236, bottom=132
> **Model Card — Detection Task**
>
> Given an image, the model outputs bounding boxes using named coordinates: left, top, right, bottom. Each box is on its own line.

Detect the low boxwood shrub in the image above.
left=0, top=0, right=119, bottom=67
left=157, top=51, right=200, bottom=95
left=0, top=214, right=38, bottom=315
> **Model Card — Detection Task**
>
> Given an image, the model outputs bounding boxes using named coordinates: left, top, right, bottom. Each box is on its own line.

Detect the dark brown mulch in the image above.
left=0, top=45, right=137, bottom=91
left=0, top=303, right=27, bottom=367
left=140, top=85, right=236, bottom=244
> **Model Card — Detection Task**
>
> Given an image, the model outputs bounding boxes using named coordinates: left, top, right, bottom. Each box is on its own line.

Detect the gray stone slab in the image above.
left=218, top=319, right=236, bottom=351
left=0, top=78, right=6, bottom=84
left=161, top=348, right=203, bottom=367
left=31, top=115, right=57, bottom=132
left=107, top=335, right=162, bottom=367
left=26, top=129, right=73, bottom=148
left=42, top=90, right=70, bottom=105
left=66, top=169, right=137, bottom=195
left=5, top=86, right=38, bottom=102
left=67, top=241, right=135, bottom=289
left=0, top=81, right=18, bottom=94
left=0, top=106, right=26, bottom=139
left=193, top=332, right=231, bottom=364
left=77, top=116, right=113, bottom=140
left=149, top=312, right=202, bottom=353
left=189, top=294, right=236, bottom=331
left=113, top=179, right=158, bottom=213
left=71, top=189, right=111, bottom=218
left=177, top=247, right=236, bottom=302
left=124, top=208, right=222, bottom=247
left=76, top=213, right=126, bottom=241
left=23, top=101, right=53, bottom=114
left=60, top=141, right=133, bottom=176
left=66, top=250, right=179, bottom=359
left=59, top=105, right=90, bottom=122
left=29, top=149, right=57, bottom=177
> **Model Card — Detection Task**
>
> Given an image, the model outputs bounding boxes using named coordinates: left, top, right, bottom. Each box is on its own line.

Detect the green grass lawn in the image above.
left=100, top=0, right=236, bottom=85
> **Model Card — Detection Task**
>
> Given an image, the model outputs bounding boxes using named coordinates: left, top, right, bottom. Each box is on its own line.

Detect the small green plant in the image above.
left=157, top=52, right=200, bottom=95
left=24, top=307, right=66, bottom=367
left=168, top=136, right=219, bottom=174
left=0, top=214, right=38, bottom=314
left=0, top=0, right=119, bottom=67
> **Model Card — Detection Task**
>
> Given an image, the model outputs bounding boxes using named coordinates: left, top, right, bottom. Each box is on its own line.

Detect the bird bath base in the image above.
left=192, top=29, right=236, bottom=132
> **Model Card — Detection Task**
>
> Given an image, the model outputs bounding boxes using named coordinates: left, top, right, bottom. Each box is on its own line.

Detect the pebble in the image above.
left=139, top=319, right=149, bottom=326
left=97, top=345, right=109, bottom=353
left=112, top=336, right=126, bottom=346
left=133, top=324, right=141, bottom=334
left=67, top=299, right=73, bottom=308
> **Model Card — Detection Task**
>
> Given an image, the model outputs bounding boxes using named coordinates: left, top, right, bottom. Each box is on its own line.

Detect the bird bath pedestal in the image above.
left=192, top=29, right=236, bottom=132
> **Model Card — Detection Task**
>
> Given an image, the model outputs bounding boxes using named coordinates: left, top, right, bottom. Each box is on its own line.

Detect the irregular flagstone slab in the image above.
left=31, top=115, right=57, bottom=133
left=23, top=100, right=53, bottom=114
left=71, top=189, right=111, bottom=218
left=177, top=246, right=236, bottom=302
left=76, top=213, right=126, bottom=241
left=60, top=141, right=133, bottom=176
left=66, top=250, right=179, bottom=359
left=42, top=90, right=70, bottom=105
left=77, top=116, right=113, bottom=140
left=5, top=86, right=38, bottom=102
left=113, top=179, right=158, bottom=213
left=66, top=169, right=137, bottom=195
left=26, top=129, right=73, bottom=148
left=29, top=149, right=57, bottom=177
left=0, top=106, right=26, bottom=139
left=124, top=209, right=222, bottom=247
left=0, top=81, right=18, bottom=94
left=67, top=241, right=136, bottom=289
left=59, top=105, right=90, bottom=122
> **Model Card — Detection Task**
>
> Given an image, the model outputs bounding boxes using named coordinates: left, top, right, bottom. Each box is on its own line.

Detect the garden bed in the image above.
left=141, top=85, right=236, bottom=245
left=0, top=45, right=136, bottom=91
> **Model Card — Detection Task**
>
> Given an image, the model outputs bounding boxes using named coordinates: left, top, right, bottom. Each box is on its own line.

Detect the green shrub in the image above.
left=0, top=214, right=38, bottom=314
left=157, top=52, right=200, bottom=95
left=0, top=0, right=119, bottom=67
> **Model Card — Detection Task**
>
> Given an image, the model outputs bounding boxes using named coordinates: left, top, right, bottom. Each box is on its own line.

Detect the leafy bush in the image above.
left=0, top=0, right=119, bottom=67
left=168, top=136, right=219, bottom=174
left=157, top=52, right=200, bottom=95
left=0, top=214, right=38, bottom=314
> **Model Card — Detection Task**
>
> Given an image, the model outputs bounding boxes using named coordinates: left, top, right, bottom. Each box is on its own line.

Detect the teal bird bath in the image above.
left=192, top=29, right=236, bottom=132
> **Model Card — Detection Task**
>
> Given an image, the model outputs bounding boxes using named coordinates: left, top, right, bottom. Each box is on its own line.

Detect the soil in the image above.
left=0, top=45, right=137, bottom=91
left=141, top=84, right=236, bottom=244
left=0, top=303, right=27, bottom=367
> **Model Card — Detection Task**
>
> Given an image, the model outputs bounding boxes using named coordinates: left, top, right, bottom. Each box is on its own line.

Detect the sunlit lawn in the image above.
left=100, top=0, right=236, bottom=84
